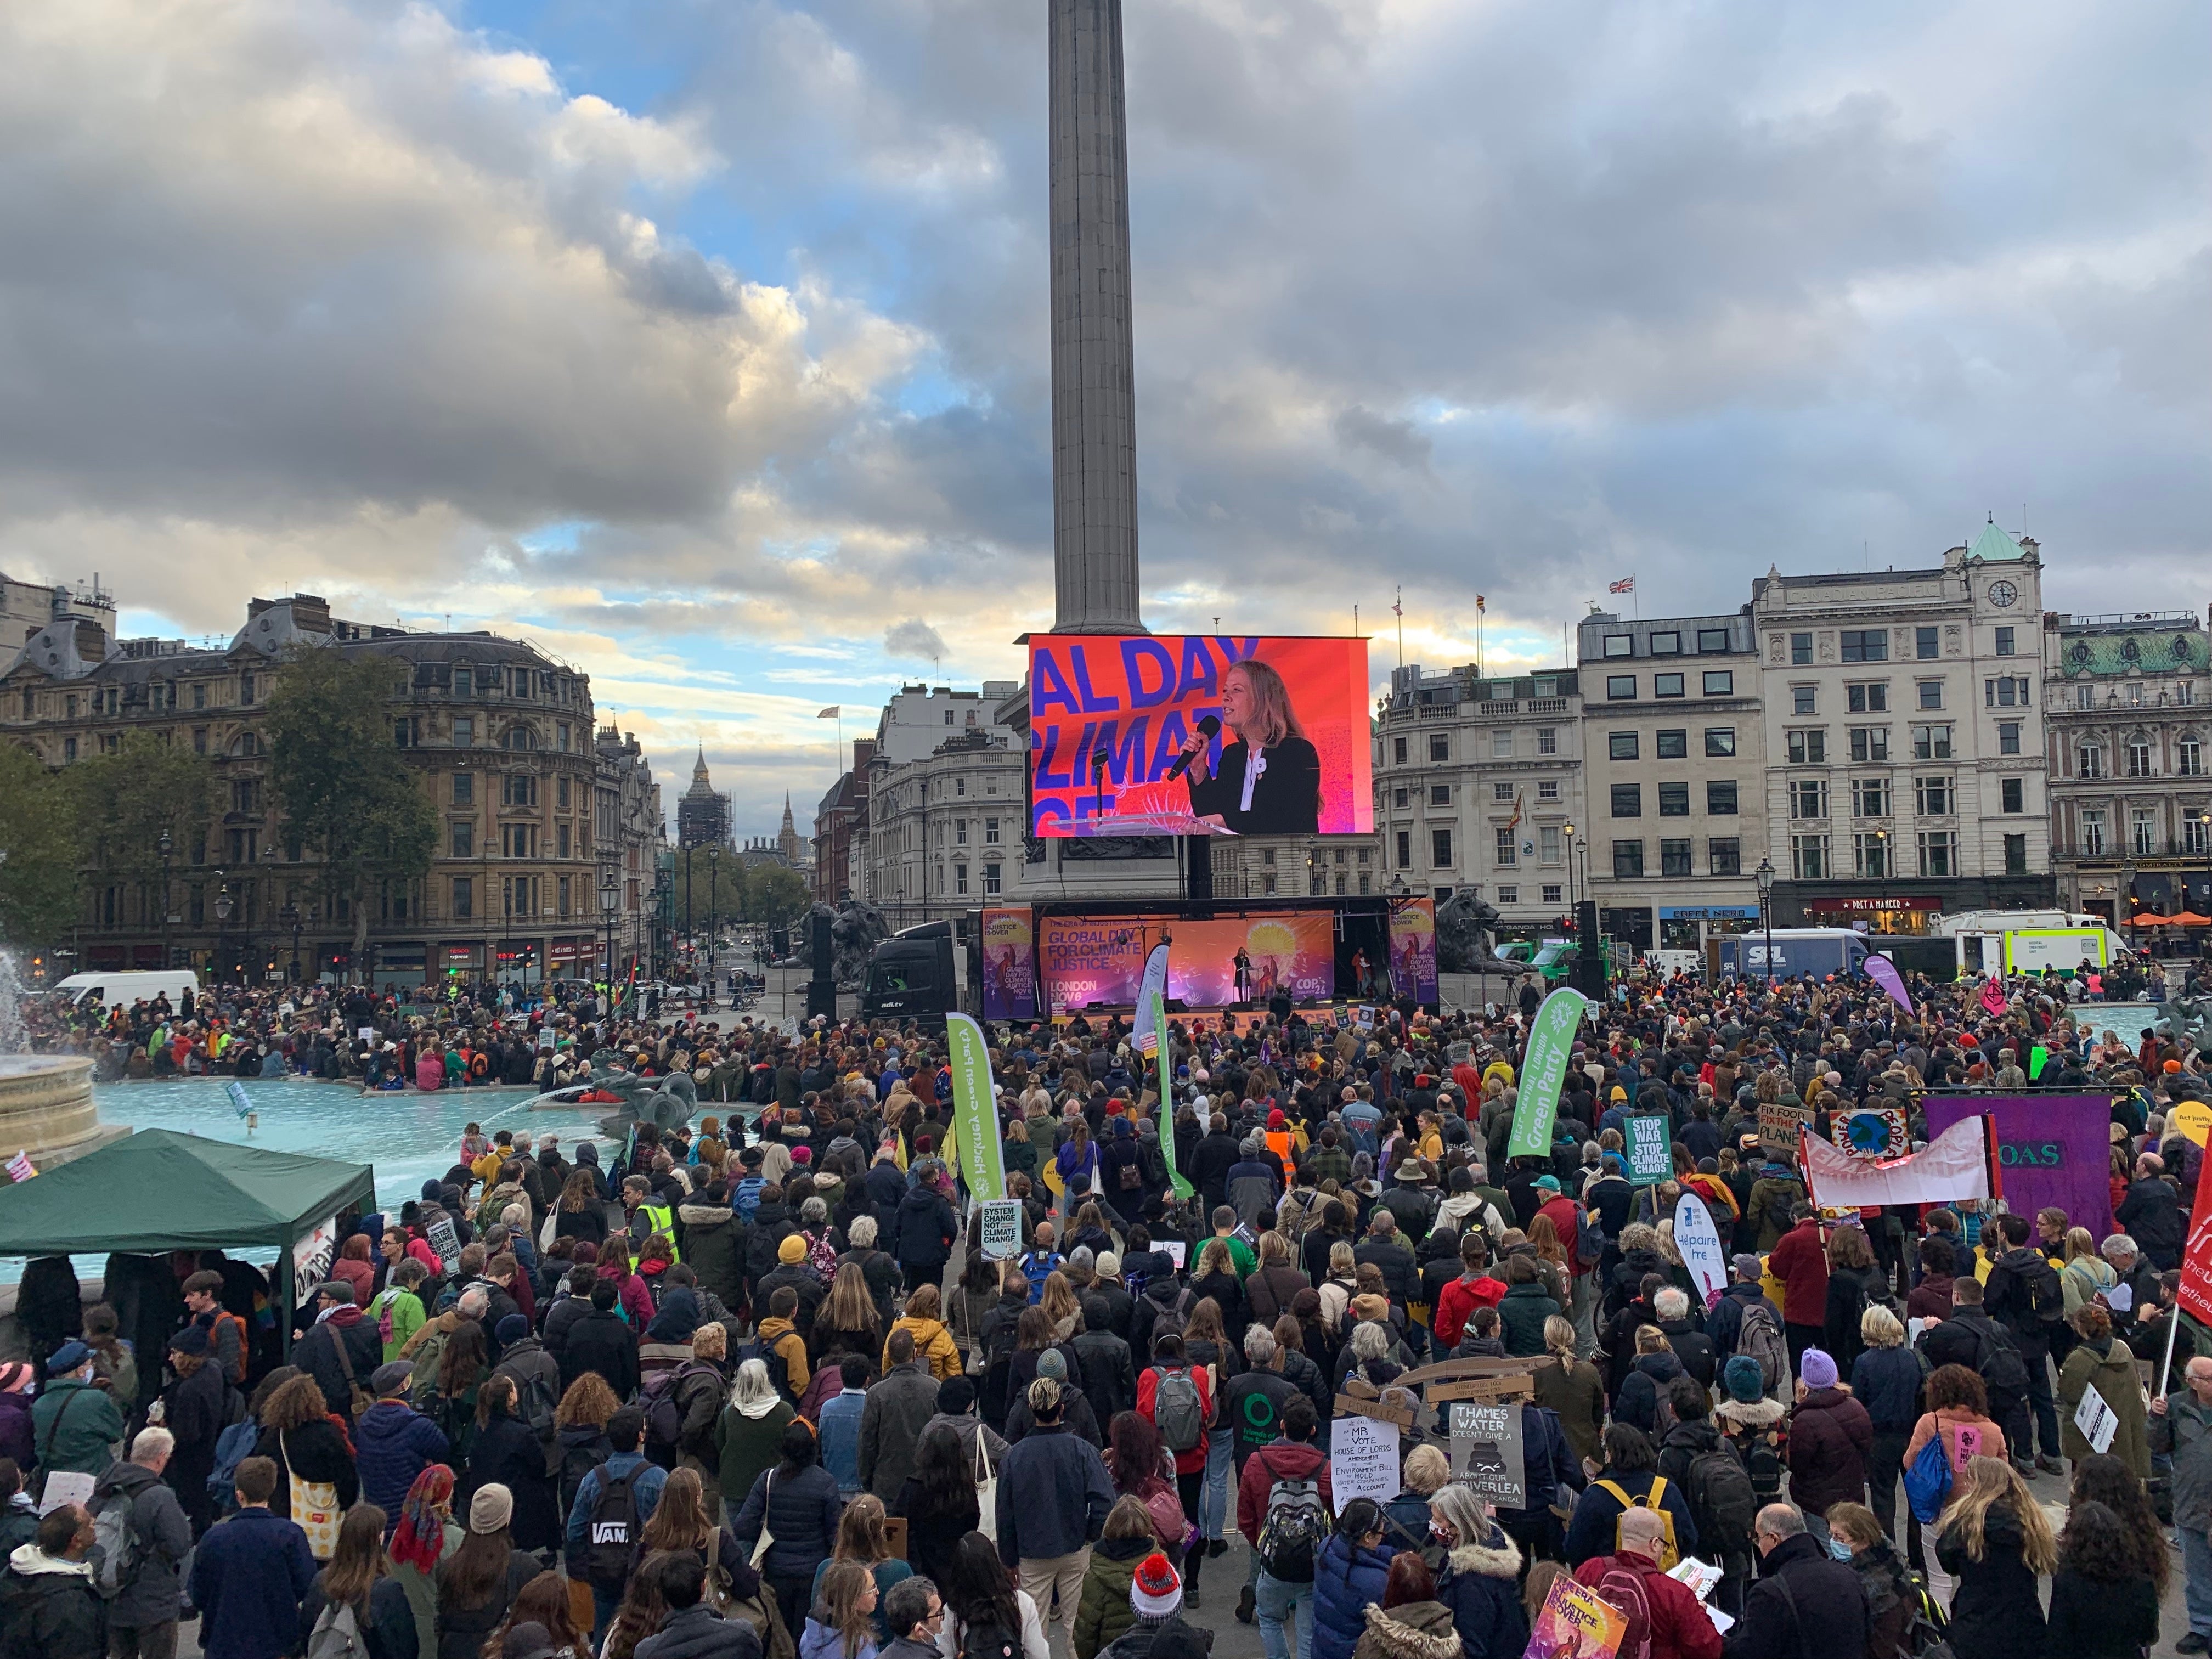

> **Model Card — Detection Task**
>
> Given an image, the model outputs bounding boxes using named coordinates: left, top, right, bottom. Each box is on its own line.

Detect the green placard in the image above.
left=1151, top=991, right=1193, bottom=1199
left=945, top=1012, right=1007, bottom=1202
left=1505, top=987, right=1588, bottom=1159
left=1623, top=1114, right=1672, bottom=1186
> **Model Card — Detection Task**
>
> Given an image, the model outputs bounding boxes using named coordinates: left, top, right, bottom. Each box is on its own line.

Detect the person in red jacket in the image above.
left=1434, top=1233, right=1509, bottom=1350
left=1534, top=1177, right=1585, bottom=1273
left=1572, top=1504, right=1723, bottom=1659
left=1137, top=1333, right=1216, bottom=1606
left=1765, top=1205, right=1830, bottom=1375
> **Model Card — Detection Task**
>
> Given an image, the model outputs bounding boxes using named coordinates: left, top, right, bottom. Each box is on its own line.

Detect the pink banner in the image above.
left=978, top=909, right=1036, bottom=1021
left=1389, top=898, right=1438, bottom=1002
left=1037, top=913, right=1336, bottom=1012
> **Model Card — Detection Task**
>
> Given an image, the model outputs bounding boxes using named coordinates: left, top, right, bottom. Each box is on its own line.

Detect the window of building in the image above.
left=192, top=727, right=207, bottom=754
left=1984, top=677, right=2031, bottom=707
left=1917, top=830, right=1955, bottom=875
left=1789, top=778, right=1827, bottom=819
left=393, top=720, right=412, bottom=748
left=1658, top=782, right=1690, bottom=816
left=1496, top=827, right=1516, bottom=865
left=1645, top=729, right=1683, bottom=760
left=1786, top=729, right=1826, bottom=764
left=1654, top=673, right=1685, bottom=698
left=1603, top=635, right=1632, bottom=657
left=1491, top=729, right=1513, bottom=758
left=1430, top=784, right=1452, bottom=806
left=1537, top=727, right=1558, bottom=755
left=501, top=774, right=537, bottom=807
left=1845, top=727, right=1886, bottom=763
left=1429, top=733, right=1449, bottom=761
left=1847, top=683, right=1887, bottom=713
left=557, top=875, right=571, bottom=916
left=1542, top=883, right=1564, bottom=904
left=1611, top=783, right=1642, bottom=817
left=2080, top=809, right=2107, bottom=855
left=192, top=682, right=208, bottom=710
left=2002, top=833, right=2027, bottom=873
left=1710, top=838, right=1741, bottom=876
left=1393, top=786, right=1409, bottom=809
left=1791, top=834, right=1829, bottom=878
left=2076, top=683, right=2095, bottom=710
left=1612, top=839, right=1644, bottom=878
left=556, top=822, right=569, bottom=857
left=1696, top=628, right=1730, bottom=653
left=453, top=876, right=473, bottom=919
left=1538, top=780, right=1559, bottom=800
left=452, top=772, right=473, bottom=805
left=1705, top=727, right=1735, bottom=758
left=1915, top=775, right=1954, bottom=816
left=954, top=820, right=967, bottom=845
left=1609, top=732, right=1639, bottom=760
left=2128, top=738, right=2154, bottom=777
left=1661, top=838, right=1692, bottom=876
left=1916, top=626, right=1940, bottom=659
left=1541, top=824, right=1561, bottom=860
left=1493, top=884, right=1517, bottom=905
left=2179, top=737, right=2204, bottom=776
left=1792, top=686, right=1818, bottom=715
left=240, top=672, right=256, bottom=704
left=1702, top=670, right=1734, bottom=696
left=1917, top=680, right=1944, bottom=710
left=1854, top=832, right=1889, bottom=878
left=1852, top=777, right=1889, bottom=817
left=453, top=716, right=473, bottom=747
left=1791, top=633, right=1813, bottom=665
left=1648, top=631, right=1680, bottom=654
left=1912, top=724, right=1953, bottom=760
left=1841, top=629, right=1888, bottom=662
left=2183, top=811, right=2210, bottom=856
left=1393, top=736, right=1408, bottom=765
left=2077, top=742, right=2105, bottom=778
left=952, top=864, right=968, bottom=895
left=450, top=822, right=472, bottom=857
left=1607, top=675, right=1636, bottom=699
left=1998, top=721, right=2021, bottom=756
left=2132, top=808, right=2158, bottom=855
left=1431, top=827, right=1454, bottom=867
left=1396, top=830, right=1411, bottom=868
left=1707, top=780, right=1739, bottom=814
left=1994, top=625, right=2015, bottom=656
left=1479, top=781, right=1505, bottom=803
left=984, top=817, right=1001, bottom=844
left=2000, top=777, right=2024, bottom=814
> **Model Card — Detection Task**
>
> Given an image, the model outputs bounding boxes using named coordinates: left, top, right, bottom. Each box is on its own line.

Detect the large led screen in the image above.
left=1028, top=634, right=1373, bottom=837
left=1037, top=913, right=1338, bottom=1010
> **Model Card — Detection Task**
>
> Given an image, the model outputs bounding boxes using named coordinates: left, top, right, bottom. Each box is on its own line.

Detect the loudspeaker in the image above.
left=1573, top=900, right=1607, bottom=1000
left=805, top=913, right=837, bottom=1018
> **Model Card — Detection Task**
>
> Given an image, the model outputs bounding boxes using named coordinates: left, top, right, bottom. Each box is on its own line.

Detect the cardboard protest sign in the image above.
left=1447, top=1400, right=1525, bottom=1508
left=1328, top=1412, right=1401, bottom=1511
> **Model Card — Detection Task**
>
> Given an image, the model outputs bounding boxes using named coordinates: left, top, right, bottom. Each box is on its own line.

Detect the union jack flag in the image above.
left=1609, top=577, right=1635, bottom=595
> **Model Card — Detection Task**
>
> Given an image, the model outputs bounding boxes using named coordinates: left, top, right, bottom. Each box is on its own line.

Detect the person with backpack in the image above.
left=1720, top=1503, right=1865, bottom=1659
left=299, top=1503, right=415, bottom=1659
left=1915, top=1277, right=2030, bottom=1469
left=1564, top=1424, right=1699, bottom=1570
left=464, top=1375, right=558, bottom=1553
left=1847, top=1306, right=1924, bottom=1548
left=188, top=1456, right=319, bottom=1659
left=565, top=1406, right=667, bottom=1644
left=1425, top=1483, right=1528, bottom=1659
left=1979, top=1212, right=2066, bottom=1476
left=87, top=1427, right=193, bottom=1659
left=1135, top=1335, right=1215, bottom=1607
left=0, top=1502, right=104, bottom=1659
left=1568, top=1500, right=1718, bottom=1659
left=1310, top=1498, right=1396, bottom=1659
left=1075, top=1496, right=1164, bottom=1659
left=1764, top=1206, right=1828, bottom=1379
left=732, top=1420, right=847, bottom=1651
left=1237, top=1394, right=1332, bottom=1659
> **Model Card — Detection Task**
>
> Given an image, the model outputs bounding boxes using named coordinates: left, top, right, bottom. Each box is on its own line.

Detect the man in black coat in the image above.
left=1352, top=1211, right=1419, bottom=1311
left=1722, top=1504, right=1866, bottom=1659
left=1187, top=1115, right=1242, bottom=1212
left=1979, top=1212, right=2065, bottom=1473
left=560, top=1280, right=640, bottom=1400
left=891, top=1180, right=958, bottom=1293
left=2118, top=1154, right=2186, bottom=1269
left=0, top=1504, right=105, bottom=1659
left=296, top=1280, right=382, bottom=1423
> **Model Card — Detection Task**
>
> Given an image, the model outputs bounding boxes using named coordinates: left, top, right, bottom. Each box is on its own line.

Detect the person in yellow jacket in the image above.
left=883, top=1283, right=962, bottom=1381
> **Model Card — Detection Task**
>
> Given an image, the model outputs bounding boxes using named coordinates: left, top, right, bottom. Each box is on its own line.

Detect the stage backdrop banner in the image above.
left=1038, top=913, right=1336, bottom=1012
left=1027, top=634, right=1373, bottom=837
left=1922, top=1094, right=2116, bottom=1241
left=1389, top=898, right=1439, bottom=1002
left=978, top=908, right=1037, bottom=1022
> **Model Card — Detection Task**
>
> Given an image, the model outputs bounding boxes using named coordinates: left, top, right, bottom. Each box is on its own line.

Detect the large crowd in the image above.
left=3, top=953, right=2210, bottom=1659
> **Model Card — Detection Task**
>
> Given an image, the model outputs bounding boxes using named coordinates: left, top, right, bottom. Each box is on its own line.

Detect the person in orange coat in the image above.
left=1765, top=1205, right=1830, bottom=1376
left=1572, top=1504, right=1723, bottom=1659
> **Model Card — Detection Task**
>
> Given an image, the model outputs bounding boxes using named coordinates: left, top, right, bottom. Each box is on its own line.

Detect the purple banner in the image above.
left=1863, top=952, right=1914, bottom=1015
left=1921, top=1094, right=2115, bottom=1242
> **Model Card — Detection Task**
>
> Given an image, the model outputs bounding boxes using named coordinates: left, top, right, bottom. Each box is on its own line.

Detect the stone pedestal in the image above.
left=0, top=1058, right=128, bottom=1171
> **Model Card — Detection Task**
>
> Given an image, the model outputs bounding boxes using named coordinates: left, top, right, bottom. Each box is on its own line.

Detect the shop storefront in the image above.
left=443, top=942, right=483, bottom=978
left=374, top=943, right=427, bottom=988
left=1656, top=905, right=1759, bottom=951
left=1801, top=894, right=1944, bottom=935
left=495, top=940, right=542, bottom=985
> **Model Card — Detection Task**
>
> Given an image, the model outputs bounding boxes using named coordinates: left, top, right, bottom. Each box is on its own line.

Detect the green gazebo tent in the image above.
left=0, top=1128, right=376, bottom=1347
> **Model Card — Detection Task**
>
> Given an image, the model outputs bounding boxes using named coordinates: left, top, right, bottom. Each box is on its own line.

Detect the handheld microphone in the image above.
left=1165, top=715, right=1222, bottom=781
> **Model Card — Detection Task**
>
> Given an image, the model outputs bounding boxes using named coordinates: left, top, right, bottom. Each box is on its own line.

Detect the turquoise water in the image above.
left=86, top=1078, right=616, bottom=1211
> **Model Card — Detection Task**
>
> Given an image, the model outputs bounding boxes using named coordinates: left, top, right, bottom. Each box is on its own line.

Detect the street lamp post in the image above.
left=599, top=868, right=620, bottom=997
left=684, top=849, right=695, bottom=969
left=1563, top=822, right=1576, bottom=915
left=706, top=845, right=721, bottom=948
left=280, top=900, right=301, bottom=984
left=213, top=876, right=233, bottom=985
left=157, top=831, right=174, bottom=971
left=1754, top=856, right=1776, bottom=988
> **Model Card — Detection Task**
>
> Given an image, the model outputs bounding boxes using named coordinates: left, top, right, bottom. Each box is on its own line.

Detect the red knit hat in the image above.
left=1130, top=1552, right=1181, bottom=1619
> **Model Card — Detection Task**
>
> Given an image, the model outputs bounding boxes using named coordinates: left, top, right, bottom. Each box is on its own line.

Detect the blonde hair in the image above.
left=1403, top=1443, right=1451, bottom=1496
left=1543, top=1314, right=1578, bottom=1362
left=1328, top=1240, right=1356, bottom=1277
left=1226, top=657, right=1306, bottom=748
left=1936, top=1456, right=2057, bottom=1575
left=2064, top=1227, right=2098, bottom=1263
left=1860, top=1305, right=1905, bottom=1349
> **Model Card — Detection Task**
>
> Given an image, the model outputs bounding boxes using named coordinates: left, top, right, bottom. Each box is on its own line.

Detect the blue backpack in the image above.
left=1903, top=1432, right=1954, bottom=1524
left=205, top=1419, right=259, bottom=1514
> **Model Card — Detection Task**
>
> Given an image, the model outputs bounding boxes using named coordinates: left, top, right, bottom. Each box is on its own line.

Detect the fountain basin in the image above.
left=0, top=1057, right=131, bottom=1170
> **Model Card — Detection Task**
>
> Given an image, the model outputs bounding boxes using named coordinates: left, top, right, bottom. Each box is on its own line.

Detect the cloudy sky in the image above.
left=3, top=0, right=2206, bottom=840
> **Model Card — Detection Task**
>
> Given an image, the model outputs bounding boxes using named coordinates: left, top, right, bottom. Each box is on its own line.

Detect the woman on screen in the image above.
left=1177, top=657, right=1322, bottom=835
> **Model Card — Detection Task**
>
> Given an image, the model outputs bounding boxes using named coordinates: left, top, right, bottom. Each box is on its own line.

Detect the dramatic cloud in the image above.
left=1, top=0, right=2204, bottom=837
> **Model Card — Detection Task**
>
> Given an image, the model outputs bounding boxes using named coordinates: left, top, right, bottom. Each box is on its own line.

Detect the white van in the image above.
left=53, top=969, right=201, bottom=1008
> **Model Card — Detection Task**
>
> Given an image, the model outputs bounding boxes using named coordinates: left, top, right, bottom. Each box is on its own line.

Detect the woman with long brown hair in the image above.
left=811, top=1263, right=883, bottom=1368
left=889, top=1424, right=977, bottom=1591
left=600, top=1550, right=678, bottom=1659
left=809, top=1493, right=914, bottom=1641
left=554, top=1171, right=608, bottom=1246
left=478, top=1569, right=590, bottom=1659
left=432, top=1484, right=541, bottom=1659
left=301, top=1505, right=415, bottom=1659
left=641, top=1466, right=751, bottom=1609
left=420, top=1319, right=488, bottom=1465
left=1102, top=1410, right=1186, bottom=1561
left=464, top=1374, right=557, bottom=1551
left=802, top=1560, right=881, bottom=1659
left=250, top=1372, right=359, bottom=1535
left=1176, top=655, right=1322, bottom=836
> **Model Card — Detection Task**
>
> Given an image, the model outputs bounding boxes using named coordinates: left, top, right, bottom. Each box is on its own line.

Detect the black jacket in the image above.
left=1188, top=1133, right=1242, bottom=1206
left=1073, top=1331, right=1139, bottom=1422
left=298, top=1312, right=382, bottom=1422
left=1934, top=1505, right=2045, bottom=1659
left=561, top=1307, right=640, bottom=1400
left=1186, top=736, right=1321, bottom=836
left=0, top=1553, right=103, bottom=1659
left=1721, top=1531, right=1866, bottom=1659
left=890, top=1190, right=957, bottom=1271
left=636, top=1604, right=766, bottom=1659
left=2117, top=1177, right=2185, bottom=1267
left=253, top=1417, right=360, bottom=1515
left=1353, top=1237, right=1418, bottom=1310
left=467, top=1412, right=560, bottom=1552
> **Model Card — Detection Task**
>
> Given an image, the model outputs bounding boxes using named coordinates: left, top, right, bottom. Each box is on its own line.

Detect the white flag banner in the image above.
left=1802, top=1115, right=1991, bottom=1211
